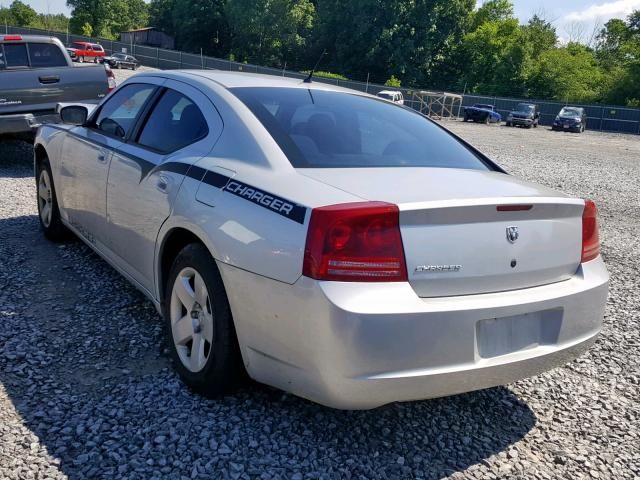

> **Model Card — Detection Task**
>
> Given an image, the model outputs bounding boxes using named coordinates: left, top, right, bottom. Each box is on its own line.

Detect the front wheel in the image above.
left=36, top=160, right=70, bottom=242
left=164, top=243, right=243, bottom=396
left=78, top=56, right=84, bottom=63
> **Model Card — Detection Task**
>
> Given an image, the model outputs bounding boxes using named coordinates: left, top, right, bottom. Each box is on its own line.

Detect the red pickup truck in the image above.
left=68, top=41, right=105, bottom=63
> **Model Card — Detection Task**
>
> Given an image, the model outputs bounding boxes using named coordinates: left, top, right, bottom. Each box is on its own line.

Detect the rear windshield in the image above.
left=232, top=87, right=490, bottom=170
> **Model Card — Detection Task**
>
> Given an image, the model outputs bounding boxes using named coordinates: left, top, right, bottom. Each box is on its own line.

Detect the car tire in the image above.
left=506, top=122, right=512, bottom=127
left=484, top=115, right=490, bottom=125
left=78, top=56, right=84, bottom=63
left=117, top=63, right=121, bottom=69
left=164, top=243, right=243, bottom=397
left=533, top=121, right=538, bottom=128
left=36, top=158, right=70, bottom=242
left=463, top=115, right=469, bottom=122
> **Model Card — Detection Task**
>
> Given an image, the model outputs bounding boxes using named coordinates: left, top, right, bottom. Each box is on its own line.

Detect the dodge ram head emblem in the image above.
left=506, top=226, right=519, bottom=243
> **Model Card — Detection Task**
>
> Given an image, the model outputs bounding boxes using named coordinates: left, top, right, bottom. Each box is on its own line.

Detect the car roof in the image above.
left=142, top=70, right=363, bottom=94
left=377, top=90, right=400, bottom=95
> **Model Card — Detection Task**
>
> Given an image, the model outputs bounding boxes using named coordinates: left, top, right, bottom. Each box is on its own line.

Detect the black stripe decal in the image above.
left=222, top=179, right=307, bottom=224
left=45, top=125, right=307, bottom=224
left=201, top=170, right=229, bottom=188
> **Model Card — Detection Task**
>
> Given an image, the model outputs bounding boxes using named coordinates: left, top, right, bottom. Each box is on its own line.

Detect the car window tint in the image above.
left=232, top=87, right=490, bottom=170
left=28, top=43, right=67, bottom=68
left=3, top=43, right=29, bottom=67
left=94, top=84, right=155, bottom=139
left=137, top=89, right=208, bottom=153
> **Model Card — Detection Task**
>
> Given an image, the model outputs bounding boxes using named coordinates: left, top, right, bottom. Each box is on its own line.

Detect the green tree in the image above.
left=9, top=0, right=37, bottom=26
left=523, top=15, right=557, bottom=59
left=174, top=0, right=228, bottom=55
left=226, top=0, right=314, bottom=67
left=311, top=0, right=475, bottom=87
left=528, top=44, right=605, bottom=102
left=384, top=75, right=401, bottom=87
left=149, top=0, right=175, bottom=34
left=459, top=18, right=532, bottom=96
left=472, top=0, right=514, bottom=29
left=67, top=0, right=149, bottom=39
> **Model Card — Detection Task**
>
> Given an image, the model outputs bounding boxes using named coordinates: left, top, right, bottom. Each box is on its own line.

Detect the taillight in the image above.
left=2, top=35, right=22, bottom=41
left=303, top=202, right=408, bottom=282
left=581, top=199, right=600, bottom=262
left=105, top=66, right=116, bottom=91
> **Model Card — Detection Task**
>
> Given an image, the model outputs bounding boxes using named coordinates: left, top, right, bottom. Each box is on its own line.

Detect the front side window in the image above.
left=232, top=87, right=490, bottom=170
left=137, top=88, right=208, bottom=153
left=3, top=43, right=29, bottom=68
left=28, top=43, right=67, bottom=68
left=93, top=84, right=155, bottom=139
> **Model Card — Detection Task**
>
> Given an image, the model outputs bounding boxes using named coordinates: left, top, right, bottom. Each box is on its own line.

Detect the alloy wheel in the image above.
left=170, top=267, right=214, bottom=373
left=38, top=169, right=53, bottom=228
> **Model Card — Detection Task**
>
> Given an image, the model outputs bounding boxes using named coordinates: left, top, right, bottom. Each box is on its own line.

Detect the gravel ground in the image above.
left=0, top=120, right=639, bottom=480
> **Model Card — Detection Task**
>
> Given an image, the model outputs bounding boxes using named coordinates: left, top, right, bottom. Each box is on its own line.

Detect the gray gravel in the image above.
left=1, top=121, right=639, bottom=479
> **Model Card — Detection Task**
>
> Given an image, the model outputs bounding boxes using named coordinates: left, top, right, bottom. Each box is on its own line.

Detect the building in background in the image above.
left=119, top=27, right=175, bottom=50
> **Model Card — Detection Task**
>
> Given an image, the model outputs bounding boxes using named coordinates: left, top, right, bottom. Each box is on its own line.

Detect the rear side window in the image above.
left=232, top=87, right=490, bottom=170
left=137, top=89, right=208, bottom=153
left=28, top=43, right=67, bottom=68
left=3, top=43, right=29, bottom=68
left=93, top=83, right=155, bottom=139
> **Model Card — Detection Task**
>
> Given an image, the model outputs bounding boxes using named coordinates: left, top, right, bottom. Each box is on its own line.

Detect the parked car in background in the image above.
left=65, top=47, right=77, bottom=61
left=68, top=41, right=105, bottom=63
left=506, top=103, right=540, bottom=128
left=376, top=90, right=404, bottom=104
left=34, top=71, right=608, bottom=409
left=552, top=107, right=587, bottom=133
left=0, top=34, right=115, bottom=139
left=100, top=52, right=139, bottom=70
left=463, top=103, right=502, bottom=124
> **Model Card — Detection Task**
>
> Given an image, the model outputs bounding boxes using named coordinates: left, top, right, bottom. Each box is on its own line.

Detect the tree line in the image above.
left=2, top=0, right=639, bottom=106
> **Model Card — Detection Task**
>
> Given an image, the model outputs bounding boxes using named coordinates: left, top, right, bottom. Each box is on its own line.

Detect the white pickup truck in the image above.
left=0, top=34, right=115, bottom=139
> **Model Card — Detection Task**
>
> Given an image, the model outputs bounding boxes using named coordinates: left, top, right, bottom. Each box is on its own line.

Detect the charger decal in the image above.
left=222, top=179, right=307, bottom=224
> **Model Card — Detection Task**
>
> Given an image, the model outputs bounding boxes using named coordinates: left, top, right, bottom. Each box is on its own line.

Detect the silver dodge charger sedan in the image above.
left=34, top=71, right=609, bottom=409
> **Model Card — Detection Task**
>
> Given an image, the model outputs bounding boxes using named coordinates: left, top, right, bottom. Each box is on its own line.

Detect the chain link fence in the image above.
left=6, top=25, right=640, bottom=135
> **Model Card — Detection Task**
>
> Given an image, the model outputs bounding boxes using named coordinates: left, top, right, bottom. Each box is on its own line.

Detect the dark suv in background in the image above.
left=552, top=107, right=587, bottom=133
left=506, top=103, right=540, bottom=128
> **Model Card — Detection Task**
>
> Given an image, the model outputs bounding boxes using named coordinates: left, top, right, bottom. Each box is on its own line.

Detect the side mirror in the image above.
left=60, top=105, right=88, bottom=126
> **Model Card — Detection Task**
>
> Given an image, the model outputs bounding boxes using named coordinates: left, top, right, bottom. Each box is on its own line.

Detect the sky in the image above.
left=9, top=0, right=640, bottom=42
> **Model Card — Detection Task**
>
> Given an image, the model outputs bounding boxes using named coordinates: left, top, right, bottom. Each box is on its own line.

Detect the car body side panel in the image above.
left=105, top=78, right=222, bottom=293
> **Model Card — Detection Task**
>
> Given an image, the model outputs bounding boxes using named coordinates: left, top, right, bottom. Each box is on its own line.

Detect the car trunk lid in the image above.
left=299, top=167, right=584, bottom=297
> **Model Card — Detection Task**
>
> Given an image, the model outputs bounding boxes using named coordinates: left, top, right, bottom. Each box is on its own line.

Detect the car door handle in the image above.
left=38, top=75, right=60, bottom=84
left=156, top=175, right=170, bottom=193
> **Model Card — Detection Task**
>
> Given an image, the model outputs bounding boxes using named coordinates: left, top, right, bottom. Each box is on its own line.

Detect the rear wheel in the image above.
left=506, top=122, right=512, bottom=127
left=164, top=243, right=242, bottom=396
left=78, top=56, right=84, bottom=63
left=36, top=159, right=70, bottom=242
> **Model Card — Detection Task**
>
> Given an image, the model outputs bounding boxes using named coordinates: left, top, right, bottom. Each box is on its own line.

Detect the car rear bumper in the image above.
left=0, top=112, right=59, bottom=135
left=220, top=258, right=608, bottom=409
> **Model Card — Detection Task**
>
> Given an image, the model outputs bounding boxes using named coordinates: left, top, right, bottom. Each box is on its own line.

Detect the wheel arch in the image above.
left=34, top=143, right=48, bottom=169
left=157, top=226, right=212, bottom=307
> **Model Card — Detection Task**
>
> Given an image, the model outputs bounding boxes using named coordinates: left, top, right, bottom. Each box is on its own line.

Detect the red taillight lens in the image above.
left=303, top=202, right=408, bottom=282
left=105, top=67, right=116, bottom=91
left=3, top=35, right=22, bottom=41
left=581, top=199, right=600, bottom=263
